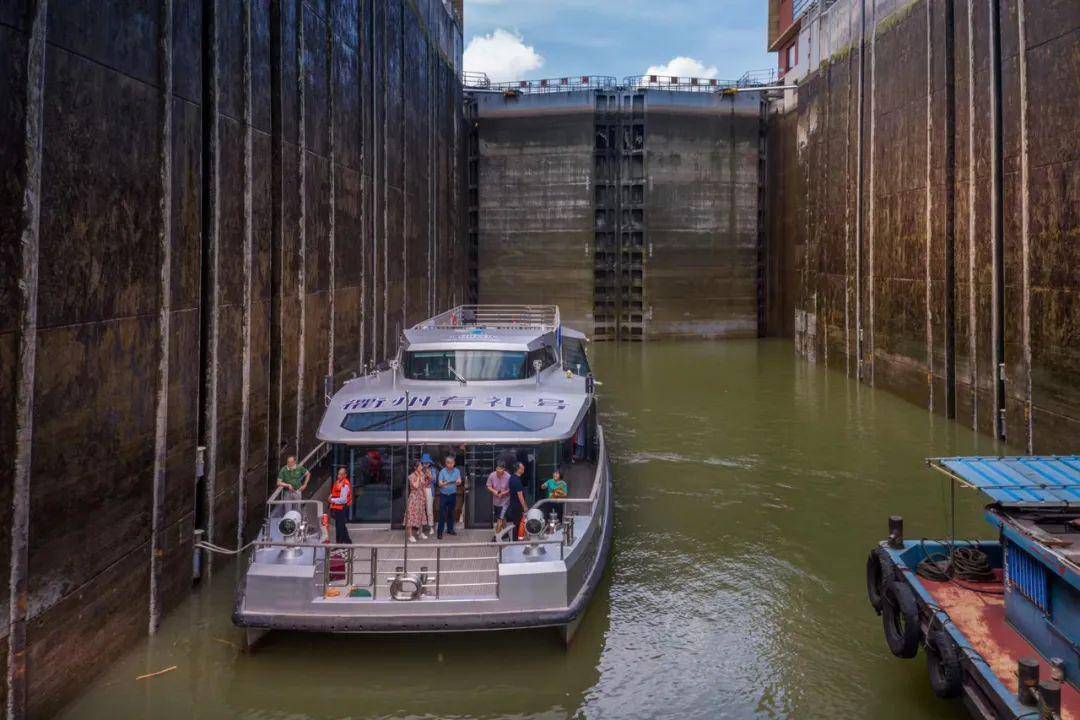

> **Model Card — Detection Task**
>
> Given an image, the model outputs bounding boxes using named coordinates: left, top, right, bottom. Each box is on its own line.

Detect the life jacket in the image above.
left=330, top=477, right=353, bottom=511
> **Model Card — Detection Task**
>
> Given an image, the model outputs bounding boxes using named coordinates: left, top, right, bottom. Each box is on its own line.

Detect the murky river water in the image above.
left=57, top=340, right=1006, bottom=720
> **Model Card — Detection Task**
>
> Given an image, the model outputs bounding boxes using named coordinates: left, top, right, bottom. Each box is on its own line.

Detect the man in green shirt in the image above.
left=276, top=456, right=310, bottom=509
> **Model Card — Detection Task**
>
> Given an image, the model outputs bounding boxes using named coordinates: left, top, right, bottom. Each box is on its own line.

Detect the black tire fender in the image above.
left=867, top=548, right=895, bottom=614
left=882, top=580, right=922, bottom=658
left=926, top=629, right=963, bottom=698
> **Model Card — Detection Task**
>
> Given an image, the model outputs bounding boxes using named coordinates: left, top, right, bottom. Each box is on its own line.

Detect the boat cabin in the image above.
left=315, top=305, right=598, bottom=531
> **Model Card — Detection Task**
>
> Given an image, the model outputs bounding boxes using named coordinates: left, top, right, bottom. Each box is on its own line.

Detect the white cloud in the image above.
left=644, top=56, right=719, bottom=80
left=463, top=29, right=544, bottom=83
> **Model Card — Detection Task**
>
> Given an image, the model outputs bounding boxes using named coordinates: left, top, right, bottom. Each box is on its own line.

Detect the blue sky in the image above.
left=462, top=0, right=774, bottom=84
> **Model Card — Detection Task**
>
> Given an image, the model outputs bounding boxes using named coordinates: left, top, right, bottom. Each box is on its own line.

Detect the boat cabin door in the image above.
left=335, top=445, right=404, bottom=528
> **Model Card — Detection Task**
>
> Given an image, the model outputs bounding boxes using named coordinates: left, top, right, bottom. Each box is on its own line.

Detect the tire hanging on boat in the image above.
left=866, top=547, right=895, bottom=614
left=926, top=629, right=963, bottom=698
left=882, top=580, right=922, bottom=658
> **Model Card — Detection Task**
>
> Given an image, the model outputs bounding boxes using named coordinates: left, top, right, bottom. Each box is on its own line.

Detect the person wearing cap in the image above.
left=436, top=455, right=462, bottom=539
left=486, top=460, right=511, bottom=539
left=421, top=452, right=435, bottom=535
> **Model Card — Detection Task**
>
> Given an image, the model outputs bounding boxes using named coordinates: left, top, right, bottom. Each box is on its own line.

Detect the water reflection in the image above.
left=58, top=340, right=997, bottom=720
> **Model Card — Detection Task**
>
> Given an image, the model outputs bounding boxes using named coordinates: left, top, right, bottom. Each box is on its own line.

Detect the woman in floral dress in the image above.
left=405, top=460, right=429, bottom=542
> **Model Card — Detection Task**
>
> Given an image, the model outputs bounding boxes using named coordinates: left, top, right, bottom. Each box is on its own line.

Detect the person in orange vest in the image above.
left=329, top=467, right=353, bottom=545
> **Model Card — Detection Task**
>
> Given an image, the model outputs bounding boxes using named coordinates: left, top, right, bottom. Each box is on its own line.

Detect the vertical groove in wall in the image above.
left=238, top=0, right=255, bottom=545
left=821, top=67, right=831, bottom=366
left=401, top=1, right=408, bottom=335
left=294, top=0, right=307, bottom=452
left=756, top=97, right=768, bottom=338
left=149, top=0, right=175, bottom=635
left=428, top=51, right=436, bottom=317
left=944, top=0, right=957, bottom=419
left=201, top=0, right=222, bottom=549
left=966, top=0, right=978, bottom=429
left=1017, top=0, right=1033, bottom=452
left=854, top=0, right=865, bottom=380
left=866, top=0, right=877, bottom=386
left=358, top=0, right=367, bottom=369
left=380, top=2, right=389, bottom=359
left=924, top=0, right=934, bottom=412
left=327, top=7, right=336, bottom=381
left=843, top=12, right=854, bottom=377
left=7, top=0, right=47, bottom=715
left=268, top=0, right=284, bottom=474
left=989, top=0, right=1005, bottom=440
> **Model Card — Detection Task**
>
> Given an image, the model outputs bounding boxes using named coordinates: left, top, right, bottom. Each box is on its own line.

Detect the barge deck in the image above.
left=869, top=456, right=1080, bottom=720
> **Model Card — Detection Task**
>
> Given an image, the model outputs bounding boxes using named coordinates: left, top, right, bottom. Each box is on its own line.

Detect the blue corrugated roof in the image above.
left=928, top=456, right=1080, bottom=506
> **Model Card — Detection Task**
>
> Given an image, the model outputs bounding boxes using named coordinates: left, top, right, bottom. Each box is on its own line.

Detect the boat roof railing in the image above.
left=928, top=455, right=1080, bottom=507
left=412, top=305, right=560, bottom=334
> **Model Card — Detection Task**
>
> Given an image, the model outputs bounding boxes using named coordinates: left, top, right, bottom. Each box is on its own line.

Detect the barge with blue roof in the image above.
left=867, top=456, right=1080, bottom=719
left=233, top=305, right=612, bottom=645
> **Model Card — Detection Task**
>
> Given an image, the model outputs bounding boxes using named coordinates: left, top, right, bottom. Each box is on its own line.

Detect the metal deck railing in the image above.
left=491, top=76, right=617, bottom=94
left=463, top=71, right=784, bottom=96
left=413, top=304, right=560, bottom=333
left=624, top=74, right=737, bottom=91
left=461, top=71, right=491, bottom=89
left=252, top=427, right=609, bottom=602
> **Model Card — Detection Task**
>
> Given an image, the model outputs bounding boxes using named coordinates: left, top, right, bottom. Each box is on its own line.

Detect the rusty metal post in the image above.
left=888, top=515, right=904, bottom=548
left=1038, top=680, right=1061, bottom=718
left=1018, top=658, right=1040, bottom=705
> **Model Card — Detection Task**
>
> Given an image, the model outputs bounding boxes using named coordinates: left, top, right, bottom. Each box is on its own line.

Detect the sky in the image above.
left=462, top=0, right=775, bottom=85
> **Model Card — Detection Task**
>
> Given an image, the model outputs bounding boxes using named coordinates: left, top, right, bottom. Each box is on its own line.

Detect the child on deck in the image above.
left=540, top=469, right=568, bottom=523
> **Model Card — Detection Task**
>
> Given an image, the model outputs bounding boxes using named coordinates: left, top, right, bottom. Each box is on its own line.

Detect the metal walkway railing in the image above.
left=414, top=304, right=560, bottom=332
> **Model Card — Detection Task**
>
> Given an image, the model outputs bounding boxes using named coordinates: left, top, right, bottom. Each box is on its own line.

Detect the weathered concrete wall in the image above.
left=473, top=89, right=766, bottom=340
left=644, top=91, right=763, bottom=338
left=474, top=91, right=596, bottom=335
left=0, top=1, right=464, bottom=717
left=774, top=0, right=1080, bottom=452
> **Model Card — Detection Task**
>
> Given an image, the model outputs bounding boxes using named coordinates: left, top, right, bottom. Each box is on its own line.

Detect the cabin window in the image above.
left=342, top=410, right=557, bottom=432
left=526, top=346, right=557, bottom=373
left=404, top=350, right=528, bottom=381
left=562, top=338, right=590, bottom=375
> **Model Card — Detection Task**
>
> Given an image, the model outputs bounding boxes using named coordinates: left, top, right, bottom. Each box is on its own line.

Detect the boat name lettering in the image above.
left=341, top=395, right=569, bottom=411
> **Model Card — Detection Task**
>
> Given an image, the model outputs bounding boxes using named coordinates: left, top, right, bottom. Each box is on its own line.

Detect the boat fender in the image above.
left=882, top=580, right=921, bottom=658
left=866, top=548, right=896, bottom=614
left=390, top=574, right=422, bottom=601
left=926, top=629, right=963, bottom=698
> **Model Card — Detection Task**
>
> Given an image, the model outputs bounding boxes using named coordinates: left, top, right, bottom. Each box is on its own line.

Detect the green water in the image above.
left=57, top=340, right=1004, bottom=720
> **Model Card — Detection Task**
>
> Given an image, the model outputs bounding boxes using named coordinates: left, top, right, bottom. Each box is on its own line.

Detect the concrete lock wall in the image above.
left=0, top=1, right=465, bottom=717
left=771, top=0, right=1080, bottom=452
left=473, top=88, right=766, bottom=340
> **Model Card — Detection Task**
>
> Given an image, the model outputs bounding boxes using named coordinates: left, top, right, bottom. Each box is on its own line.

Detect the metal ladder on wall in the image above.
left=593, top=90, right=646, bottom=341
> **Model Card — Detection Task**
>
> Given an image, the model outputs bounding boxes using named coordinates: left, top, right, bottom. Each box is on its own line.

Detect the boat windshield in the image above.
left=404, top=350, right=528, bottom=381
left=342, top=409, right=557, bottom=432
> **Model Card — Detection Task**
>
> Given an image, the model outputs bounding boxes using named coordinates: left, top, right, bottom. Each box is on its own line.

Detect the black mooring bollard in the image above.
left=1038, top=680, right=1061, bottom=719
left=1017, top=658, right=1040, bottom=706
left=888, top=515, right=904, bottom=548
